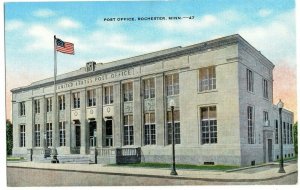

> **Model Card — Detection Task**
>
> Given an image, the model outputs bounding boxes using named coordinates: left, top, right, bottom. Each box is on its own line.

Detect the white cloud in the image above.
left=57, top=18, right=81, bottom=29
left=33, top=9, right=55, bottom=17
left=25, top=24, right=54, bottom=51
left=258, top=9, right=272, bottom=17
left=5, top=20, right=24, bottom=31
left=238, top=9, right=295, bottom=65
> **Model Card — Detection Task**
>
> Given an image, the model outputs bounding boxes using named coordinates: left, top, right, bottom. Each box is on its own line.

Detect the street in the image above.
left=7, top=166, right=298, bottom=186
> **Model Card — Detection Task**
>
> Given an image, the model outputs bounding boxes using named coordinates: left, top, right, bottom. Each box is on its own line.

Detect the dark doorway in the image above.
left=105, top=119, right=113, bottom=147
left=268, top=139, right=273, bottom=162
left=75, top=125, right=81, bottom=147
left=89, top=121, right=96, bottom=147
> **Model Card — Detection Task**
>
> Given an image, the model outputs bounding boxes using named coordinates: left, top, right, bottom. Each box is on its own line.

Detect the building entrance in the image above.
left=75, top=125, right=81, bottom=147
left=89, top=121, right=97, bottom=147
left=268, top=139, right=273, bottom=162
left=105, top=119, right=113, bottom=147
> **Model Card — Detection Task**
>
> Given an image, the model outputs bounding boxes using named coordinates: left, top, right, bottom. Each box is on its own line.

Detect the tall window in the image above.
left=104, top=86, right=113, bottom=104
left=287, top=123, right=290, bottom=144
left=46, top=98, right=52, bottom=112
left=123, top=82, right=133, bottom=102
left=144, top=112, right=156, bottom=145
left=283, top=122, right=286, bottom=144
left=87, top=89, right=96, bottom=107
left=73, top=92, right=80, bottom=108
left=144, top=78, right=155, bottom=99
left=199, top=67, right=216, bottom=92
left=247, top=106, right=254, bottom=144
left=167, top=110, right=180, bottom=144
left=200, top=106, right=217, bottom=144
left=34, top=100, right=40, bottom=114
left=275, top=120, right=278, bottom=144
left=123, top=115, right=134, bottom=145
left=263, top=111, right=269, bottom=125
left=59, top=122, right=66, bottom=146
left=290, top=124, right=293, bottom=144
left=34, top=124, right=40, bottom=147
left=263, top=79, right=268, bottom=99
left=20, top=102, right=26, bottom=116
left=166, top=73, right=179, bottom=96
left=59, top=95, right=65, bottom=110
left=20, top=125, right=25, bottom=147
left=247, top=69, right=254, bottom=92
left=46, top=123, right=53, bottom=147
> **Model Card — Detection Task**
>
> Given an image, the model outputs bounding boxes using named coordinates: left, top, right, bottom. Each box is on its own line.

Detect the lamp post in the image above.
left=277, top=99, right=285, bottom=173
left=169, top=99, right=178, bottom=176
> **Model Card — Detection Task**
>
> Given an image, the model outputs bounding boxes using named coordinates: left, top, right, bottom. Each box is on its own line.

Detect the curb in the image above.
left=7, top=165, right=298, bottom=182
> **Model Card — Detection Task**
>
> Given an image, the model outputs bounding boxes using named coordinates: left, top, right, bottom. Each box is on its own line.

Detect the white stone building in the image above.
left=11, top=34, right=295, bottom=166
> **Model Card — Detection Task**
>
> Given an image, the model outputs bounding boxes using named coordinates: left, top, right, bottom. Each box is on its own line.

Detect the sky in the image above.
left=4, top=0, right=297, bottom=121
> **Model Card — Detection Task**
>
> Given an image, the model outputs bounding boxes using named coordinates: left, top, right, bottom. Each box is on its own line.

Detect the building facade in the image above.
left=11, top=34, right=294, bottom=166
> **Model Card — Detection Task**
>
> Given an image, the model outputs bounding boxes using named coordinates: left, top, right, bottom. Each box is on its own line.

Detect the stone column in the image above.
left=80, top=89, right=87, bottom=154
left=12, top=101, right=19, bottom=151
left=52, top=94, right=58, bottom=148
left=113, top=82, right=122, bottom=147
left=40, top=96, right=45, bottom=148
left=133, top=78, right=142, bottom=146
left=65, top=92, right=71, bottom=149
left=96, top=86, right=103, bottom=147
left=155, top=74, right=165, bottom=146
left=26, top=98, right=34, bottom=149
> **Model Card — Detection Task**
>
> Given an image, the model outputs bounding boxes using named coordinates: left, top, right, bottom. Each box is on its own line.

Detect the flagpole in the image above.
left=51, top=35, right=59, bottom=163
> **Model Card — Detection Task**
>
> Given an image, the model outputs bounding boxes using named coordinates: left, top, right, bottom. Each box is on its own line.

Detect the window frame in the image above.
left=20, top=102, right=26, bottom=116
left=144, top=78, right=155, bottom=99
left=34, top=124, right=41, bottom=147
left=87, top=89, right=96, bottom=107
left=46, top=123, right=53, bottom=147
left=59, top=95, right=66, bottom=110
left=104, top=86, right=114, bottom=105
left=34, top=99, right=41, bottom=114
left=247, top=69, right=254, bottom=93
left=263, top=78, right=269, bottom=99
left=73, top=92, right=80, bottom=109
left=123, top=82, right=133, bottom=102
left=167, top=110, right=181, bottom=145
left=247, top=106, right=255, bottom=144
left=59, top=121, right=66, bottom=146
left=46, top=98, right=52, bottom=112
left=144, top=112, right=156, bottom=145
left=200, top=106, right=217, bottom=144
left=123, top=114, right=134, bottom=146
left=198, top=66, right=216, bottom=92
left=20, top=124, right=26, bottom=147
left=166, top=73, right=179, bottom=96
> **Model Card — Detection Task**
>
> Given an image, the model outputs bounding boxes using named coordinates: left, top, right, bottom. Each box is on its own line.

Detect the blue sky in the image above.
left=4, top=0, right=296, bottom=119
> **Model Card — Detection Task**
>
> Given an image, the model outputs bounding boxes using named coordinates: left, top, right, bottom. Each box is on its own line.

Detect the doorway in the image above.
left=268, top=139, right=273, bottom=162
left=105, top=119, right=113, bottom=147
left=75, top=125, right=81, bottom=147
left=89, top=121, right=97, bottom=147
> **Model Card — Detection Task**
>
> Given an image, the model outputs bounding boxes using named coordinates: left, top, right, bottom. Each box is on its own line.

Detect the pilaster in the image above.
left=96, top=86, right=103, bottom=147
left=133, top=78, right=142, bottom=146
left=80, top=89, right=87, bottom=154
left=113, top=82, right=122, bottom=147
left=155, top=74, right=165, bottom=146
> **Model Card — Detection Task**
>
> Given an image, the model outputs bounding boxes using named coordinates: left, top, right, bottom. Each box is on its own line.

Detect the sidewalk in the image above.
left=6, top=161, right=298, bottom=182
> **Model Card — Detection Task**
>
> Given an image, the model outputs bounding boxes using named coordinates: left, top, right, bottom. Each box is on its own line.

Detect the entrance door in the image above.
left=75, top=125, right=81, bottom=147
left=268, top=139, right=273, bottom=162
left=105, top=120, right=113, bottom=147
left=89, top=122, right=96, bottom=147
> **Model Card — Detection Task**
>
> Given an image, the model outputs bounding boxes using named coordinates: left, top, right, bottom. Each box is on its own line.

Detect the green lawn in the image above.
left=6, top=157, right=24, bottom=161
left=109, top=162, right=239, bottom=171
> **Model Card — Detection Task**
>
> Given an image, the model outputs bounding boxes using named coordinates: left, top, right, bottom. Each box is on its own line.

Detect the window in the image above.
left=59, top=122, right=66, bottom=146
left=290, top=124, right=293, bottom=144
left=123, top=82, right=133, bottom=102
left=287, top=123, right=290, bottom=144
left=59, top=95, right=65, bottom=110
left=46, top=98, right=52, bottom=112
left=166, top=73, right=179, bottom=96
left=200, top=106, right=217, bottom=144
left=46, top=123, right=53, bottom=147
left=73, top=92, right=80, bottom=108
left=247, top=106, right=254, bottom=144
left=247, top=69, right=254, bottom=92
left=20, top=102, right=26, bottom=116
left=167, top=110, right=180, bottom=144
left=20, top=125, right=25, bottom=147
left=144, top=112, right=156, bottom=145
left=283, top=122, right=286, bottom=144
left=124, top=115, right=134, bottom=145
left=34, top=124, right=40, bottom=147
left=87, top=89, right=96, bottom=107
left=275, top=120, right=278, bottom=144
left=144, top=78, right=155, bottom=99
left=34, top=100, right=40, bottom=114
left=104, top=86, right=114, bottom=105
left=263, top=79, right=268, bottom=99
left=263, top=111, right=269, bottom=125
left=199, top=67, right=216, bottom=92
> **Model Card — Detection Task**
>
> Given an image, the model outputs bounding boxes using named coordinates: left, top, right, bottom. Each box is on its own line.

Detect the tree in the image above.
left=293, top=122, right=298, bottom=156
left=6, top=119, right=13, bottom=155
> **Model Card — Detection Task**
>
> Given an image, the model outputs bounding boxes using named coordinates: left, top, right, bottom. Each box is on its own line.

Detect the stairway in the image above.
left=56, top=155, right=93, bottom=164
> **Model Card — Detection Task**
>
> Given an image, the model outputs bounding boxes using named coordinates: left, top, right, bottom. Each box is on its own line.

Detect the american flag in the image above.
left=56, top=38, right=74, bottom=55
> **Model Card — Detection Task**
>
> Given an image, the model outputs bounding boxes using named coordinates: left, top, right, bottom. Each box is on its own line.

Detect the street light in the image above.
left=169, top=99, right=178, bottom=176
left=277, top=99, right=285, bottom=173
